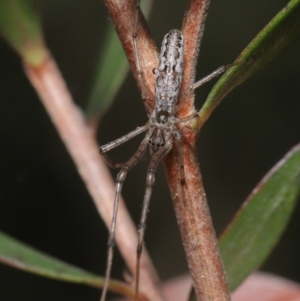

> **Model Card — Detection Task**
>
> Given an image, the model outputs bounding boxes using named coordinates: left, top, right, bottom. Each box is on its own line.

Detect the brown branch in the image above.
left=178, top=0, right=211, bottom=118
left=24, top=52, right=163, bottom=301
left=104, top=0, right=158, bottom=109
left=162, top=1, right=231, bottom=301
left=164, top=146, right=231, bottom=301
left=104, top=1, right=231, bottom=301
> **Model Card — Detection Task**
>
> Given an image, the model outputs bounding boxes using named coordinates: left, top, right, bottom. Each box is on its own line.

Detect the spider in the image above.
left=99, top=1, right=230, bottom=300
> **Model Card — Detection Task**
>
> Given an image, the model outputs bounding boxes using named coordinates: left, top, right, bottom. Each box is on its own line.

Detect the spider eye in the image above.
left=157, top=111, right=169, bottom=124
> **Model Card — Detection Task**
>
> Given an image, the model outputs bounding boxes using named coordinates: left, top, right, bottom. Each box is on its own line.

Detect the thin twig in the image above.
left=164, top=1, right=231, bottom=301
left=179, top=0, right=211, bottom=118
left=164, top=148, right=231, bottom=301
left=23, top=53, right=163, bottom=301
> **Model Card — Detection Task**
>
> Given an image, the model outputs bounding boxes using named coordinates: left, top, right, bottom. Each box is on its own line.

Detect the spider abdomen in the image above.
left=155, top=29, right=184, bottom=115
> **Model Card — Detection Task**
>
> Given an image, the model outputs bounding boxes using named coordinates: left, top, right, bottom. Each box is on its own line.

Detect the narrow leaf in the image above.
left=0, top=0, right=48, bottom=65
left=220, top=143, right=300, bottom=291
left=85, top=0, right=153, bottom=120
left=0, top=231, right=135, bottom=298
left=0, top=231, right=101, bottom=285
left=199, top=0, right=300, bottom=125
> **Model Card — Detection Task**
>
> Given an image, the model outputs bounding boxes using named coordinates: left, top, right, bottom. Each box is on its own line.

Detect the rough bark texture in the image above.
left=104, top=0, right=158, bottom=110
left=163, top=1, right=232, bottom=300
left=104, top=0, right=231, bottom=300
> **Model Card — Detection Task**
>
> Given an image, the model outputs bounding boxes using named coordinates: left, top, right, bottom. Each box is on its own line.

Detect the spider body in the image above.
left=149, top=29, right=184, bottom=153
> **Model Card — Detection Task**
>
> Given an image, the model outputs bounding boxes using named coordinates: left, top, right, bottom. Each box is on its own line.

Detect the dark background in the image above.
left=0, top=0, right=300, bottom=300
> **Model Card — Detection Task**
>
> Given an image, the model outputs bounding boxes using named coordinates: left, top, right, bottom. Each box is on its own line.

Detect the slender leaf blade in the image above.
left=220, top=143, right=300, bottom=291
left=199, top=0, right=300, bottom=124
left=0, top=231, right=134, bottom=298
left=0, top=231, right=135, bottom=297
left=0, top=231, right=101, bottom=285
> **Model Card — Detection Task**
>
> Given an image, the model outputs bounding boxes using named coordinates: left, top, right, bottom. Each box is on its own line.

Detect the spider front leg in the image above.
left=99, top=124, right=148, bottom=168
left=100, top=129, right=153, bottom=301
left=135, top=142, right=172, bottom=301
left=132, top=0, right=155, bottom=114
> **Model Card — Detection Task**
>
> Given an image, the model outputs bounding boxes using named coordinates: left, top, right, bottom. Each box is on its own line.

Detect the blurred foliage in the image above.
left=0, top=0, right=47, bottom=65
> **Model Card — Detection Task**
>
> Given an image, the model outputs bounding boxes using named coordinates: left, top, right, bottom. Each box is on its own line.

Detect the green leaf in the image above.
left=0, top=231, right=101, bottom=285
left=220, top=143, right=300, bottom=291
left=85, top=0, right=153, bottom=120
left=0, top=231, right=134, bottom=297
left=199, top=0, right=300, bottom=125
left=0, top=0, right=47, bottom=65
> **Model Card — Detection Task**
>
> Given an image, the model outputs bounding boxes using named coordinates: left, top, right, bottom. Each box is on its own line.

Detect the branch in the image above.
left=179, top=0, right=211, bottom=118
left=163, top=1, right=231, bottom=301
left=104, top=0, right=158, bottom=109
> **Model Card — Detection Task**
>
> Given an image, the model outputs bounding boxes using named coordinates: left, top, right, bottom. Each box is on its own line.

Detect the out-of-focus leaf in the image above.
left=0, top=0, right=47, bottom=65
left=199, top=0, right=300, bottom=125
left=0, top=231, right=135, bottom=297
left=220, top=143, right=300, bottom=291
left=85, top=0, right=153, bottom=120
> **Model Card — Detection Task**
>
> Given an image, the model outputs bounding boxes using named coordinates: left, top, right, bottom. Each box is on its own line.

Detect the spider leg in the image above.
left=100, top=129, right=153, bottom=301
left=173, top=129, right=189, bottom=222
left=135, top=143, right=172, bottom=301
left=173, top=130, right=185, bottom=186
left=176, top=113, right=201, bottom=137
left=176, top=112, right=199, bottom=124
left=176, top=63, right=234, bottom=112
left=133, top=0, right=141, bottom=77
left=132, top=0, right=155, bottom=113
left=99, top=124, right=149, bottom=168
left=188, top=64, right=232, bottom=91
